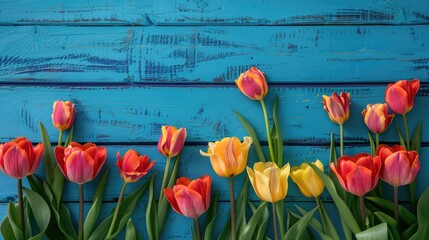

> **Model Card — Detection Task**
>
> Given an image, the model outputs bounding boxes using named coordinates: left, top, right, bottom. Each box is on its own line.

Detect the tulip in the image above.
left=0, top=137, right=43, bottom=179
left=164, top=175, right=212, bottom=219
left=330, top=153, right=381, bottom=197
left=235, top=67, right=268, bottom=101
left=116, top=149, right=155, bottom=183
left=200, top=136, right=252, bottom=178
left=385, top=79, right=420, bottom=115
left=290, top=160, right=325, bottom=198
left=55, top=142, right=107, bottom=184
left=322, top=92, right=351, bottom=125
left=52, top=100, right=76, bottom=131
left=362, top=103, right=395, bottom=134
left=158, top=125, right=187, bottom=158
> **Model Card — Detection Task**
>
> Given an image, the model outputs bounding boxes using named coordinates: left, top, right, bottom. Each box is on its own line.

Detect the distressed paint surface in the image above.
left=0, top=25, right=428, bottom=83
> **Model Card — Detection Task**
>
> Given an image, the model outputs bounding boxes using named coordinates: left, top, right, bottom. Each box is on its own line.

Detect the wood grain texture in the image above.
left=1, top=25, right=428, bottom=83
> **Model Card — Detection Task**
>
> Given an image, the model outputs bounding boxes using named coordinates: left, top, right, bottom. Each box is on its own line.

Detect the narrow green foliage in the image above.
left=203, top=192, right=219, bottom=240
left=355, top=223, right=388, bottom=240
left=284, top=207, right=318, bottom=240
left=317, top=197, right=340, bottom=240
left=240, top=202, right=268, bottom=239
left=410, top=187, right=429, bottom=240
left=367, top=132, right=375, bottom=156
left=234, top=111, right=266, bottom=162
left=394, top=124, right=406, bottom=149
left=7, top=201, right=24, bottom=240
left=271, top=96, right=283, bottom=166
left=365, top=196, right=416, bottom=226
left=23, top=188, right=50, bottom=240
left=146, top=173, right=159, bottom=240
left=39, top=122, right=55, bottom=184
left=64, top=126, right=74, bottom=147
left=125, top=219, right=140, bottom=240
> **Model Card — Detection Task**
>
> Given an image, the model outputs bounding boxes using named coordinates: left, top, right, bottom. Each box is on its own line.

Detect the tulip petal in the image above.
left=66, top=151, right=94, bottom=184
left=386, top=85, right=409, bottom=114
left=3, top=146, right=29, bottom=179
left=164, top=188, right=182, bottom=215
left=175, top=189, right=205, bottom=219
left=346, top=166, right=373, bottom=196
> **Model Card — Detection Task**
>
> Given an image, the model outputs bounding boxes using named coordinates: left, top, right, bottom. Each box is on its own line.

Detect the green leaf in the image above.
left=1, top=216, right=16, bottom=240
left=51, top=167, right=66, bottom=209
left=88, top=215, right=112, bottom=240
left=125, top=219, right=139, bottom=240
left=236, top=177, right=249, bottom=234
left=64, top=125, right=74, bottom=147
left=316, top=197, right=340, bottom=240
left=293, top=207, right=334, bottom=240
left=271, top=96, right=283, bottom=166
left=410, top=121, right=422, bottom=152
left=234, top=111, right=266, bottom=162
left=309, top=162, right=361, bottom=234
left=255, top=203, right=269, bottom=240
left=355, top=223, right=388, bottom=240
left=203, top=192, right=219, bottom=240
left=84, top=168, right=110, bottom=240
left=146, top=173, right=159, bottom=240
left=394, top=124, right=406, bottom=149
left=7, top=201, right=24, bottom=240
left=373, top=212, right=400, bottom=240
left=40, top=122, right=55, bottom=184
left=276, top=200, right=285, bottom=237
left=23, top=188, right=51, bottom=240
left=367, top=132, right=375, bottom=156
left=284, top=206, right=318, bottom=240
left=240, top=202, right=268, bottom=239
left=409, top=186, right=429, bottom=240
left=401, top=223, right=417, bottom=240
left=365, top=197, right=416, bottom=226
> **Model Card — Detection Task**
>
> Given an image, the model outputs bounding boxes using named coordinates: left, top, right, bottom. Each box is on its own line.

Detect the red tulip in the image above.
left=116, top=150, right=155, bottom=183
left=55, top=142, right=107, bottom=184
left=235, top=67, right=268, bottom=100
left=0, top=137, right=43, bottom=179
left=164, top=175, right=212, bottom=219
left=362, top=103, right=395, bottom=134
left=52, top=100, right=77, bottom=131
left=322, top=92, right=351, bottom=125
left=330, top=153, right=381, bottom=196
left=376, top=144, right=420, bottom=187
left=385, top=79, right=420, bottom=114
left=157, top=125, right=187, bottom=158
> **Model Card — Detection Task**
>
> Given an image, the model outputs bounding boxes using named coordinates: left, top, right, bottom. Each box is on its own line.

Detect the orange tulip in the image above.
left=322, top=92, right=351, bottom=125
left=164, top=175, right=212, bottom=219
left=376, top=144, right=420, bottom=187
left=362, top=103, right=395, bottom=134
left=55, top=142, right=107, bottom=184
left=116, top=150, right=155, bottom=183
left=235, top=67, right=268, bottom=100
left=52, top=100, right=76, bottom=131
left=330, top=153, right=381, bottom=196
left=157, top=125, right=187, bottom=158
left=0, top=137, right=43, bottom=179
left=385, top=79, right=420, bottom=114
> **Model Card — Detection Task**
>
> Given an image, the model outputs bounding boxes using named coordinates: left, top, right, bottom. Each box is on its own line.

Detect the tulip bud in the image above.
left=55, top=142, right=107, bottom=184
left=247, top=162, right=290, bottom=203
left=157, top=126, right=187, bottom=158
left=0, top=137, right=43, bottom=179
left=290, top=160, right=325, bottom=198
left=164, top=175, right=212, bottom=219
left=52, top=100, right=76, bottom=131
left=116, top=149, right=155, bottom=183
left=385, top=79, right=420, bottom=115
left=322, top=92, right=351, bottom=125
left=362, top=103, right=395, bottom=134
left=200, top=137, right=252, bottom=178
left=235, top=67, right=268, bottom=100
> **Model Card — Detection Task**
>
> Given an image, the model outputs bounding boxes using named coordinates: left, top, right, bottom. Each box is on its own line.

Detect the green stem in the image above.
left=260, top=99, right=276, bottom=163
left=402, top=114, right=410, bottom=151
left=229, top=177, right=237, bottom=240
left=18, top=179, right=25, bottom=235
left=107, top=182, right=128, bottom=237
left=159, top=157, right=172, bottom=204
left=194, top=218, right=201, bottom=240
left=78, top=184, right=84, bottom=240
left=272, top=202, right=279, bottom=240
left=276, top=201, right=285, bottom=237
left=394, top=186, right=399, bottom=228
left=58, top=130, right=63, bottom=147
left=339, top=124, right=344, bottom=157
left=359, top=196, right=366, bottom=229
left=375, top=133, right=379, bottom=150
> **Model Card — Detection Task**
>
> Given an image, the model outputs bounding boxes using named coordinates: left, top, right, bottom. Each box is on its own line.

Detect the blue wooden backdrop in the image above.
left=0, top=0, right=428, bottom=239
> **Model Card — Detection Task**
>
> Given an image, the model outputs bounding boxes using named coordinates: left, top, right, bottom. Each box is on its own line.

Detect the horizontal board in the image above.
left=0, top=85, right=427, bottom=144
left=1, top=145, right=428, bottom=202
left=1, top=25, right=429, bottom=83
left=0, top=0, right=150, bottom=25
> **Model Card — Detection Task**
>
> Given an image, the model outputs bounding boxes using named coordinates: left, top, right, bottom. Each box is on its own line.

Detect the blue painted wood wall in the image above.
left=1, top=1, right=428, bottom=239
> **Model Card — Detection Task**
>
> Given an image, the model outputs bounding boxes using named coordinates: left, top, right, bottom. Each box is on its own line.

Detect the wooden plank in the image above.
left=0, top=85, right=427, bottom=144
left=149, top=0, right=429, bottom=25
left=1, top=145, right=427, bottom=202
left=1, top=25, right=428, bottom=83
left=0, top=0, right=150, bottom=25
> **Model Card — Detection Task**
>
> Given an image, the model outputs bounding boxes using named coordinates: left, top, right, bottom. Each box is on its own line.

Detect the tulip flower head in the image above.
left=235, top=67, right=268, bottom=100
left=158, top=125, right=187, bottom=158
left=376, top=144, right=420, bottom=187
left=362, top=103, right=395, bottom=134
left=52, top=100, right=77, bottom=131
left=322, top=92, right=351, bottom=125
left=164, top=175, right=212, bottom=219
left=330, top=153, right=381, bottom=196
left=290, top=160, right=325, bottom=198
left=116, top=149, right=155, bottom=183
left=200, top=137, right=252, bottom=178
left=55, top=142, right=107, bottom=184
left=385, top=79, right=420, bottom=115
left=0, top=137, right=43, bottom=179
left=247, top=162, right=290, bottom=203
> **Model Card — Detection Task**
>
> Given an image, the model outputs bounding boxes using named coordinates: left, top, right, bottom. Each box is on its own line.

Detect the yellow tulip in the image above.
left=290, top=160, right=325, bottom=198
left=200, top=137, right=252, bottom=177
left=247, top=162, right=290, bottom=203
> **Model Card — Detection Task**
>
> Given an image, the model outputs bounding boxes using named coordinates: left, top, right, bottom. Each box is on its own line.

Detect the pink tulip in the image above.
left=330, top=153, right=381, bottom=196
left=376, top=144, right=420, bottom=187
left=164, top=175, right=212, bottom=219
left=385, top=79, right=420, bottom=114
left=235, top=67, right=268, bottom=100
left=362, top=103, right=395, bottom=134
left=116, top=150, right=155, bottom=183
left=157, top=125, right=187, bottom=158
left=0, top=137, right=43, bottom=179
left=55, top=142, right=107, bottom=184
left=52, top=100, right=77, bottom=131
left=322, top=92, right=351, bottom=125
